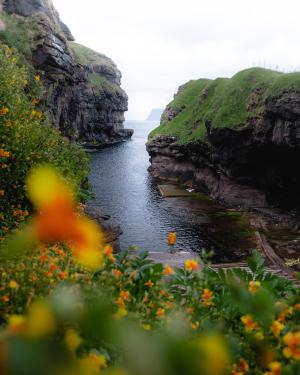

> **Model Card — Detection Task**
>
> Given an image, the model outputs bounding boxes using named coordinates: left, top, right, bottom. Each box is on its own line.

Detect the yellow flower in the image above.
left=263, top=361, right=281, bottom=375
left=120, top=290, right=130, bottom=301
left=271, top=320, right=285, bottom=337
left=232, top=358, right=249, bottom=374
left=248, top=280, right=261, bottom=293
left=8, top=315, right=26, bottom=335
left=25, top=302, right=56, bottom=338
left=198, top=333, right=230, bottom=375
left=145, top=280, right=154, bottom=287
left=64, top=329, right=82, bottom=352
left=255, top=331, right=264, bottom=341
left=0, top=148, right=10, bottom=158
left=143, top=324, right=151, bottom=331
left=26, top=166, right=104, bottom=269
left=9, top=280, right=19, bottom=289
left=202, top=288, right=214, bottom=306
left=282, top=331, right=300, bottom=360
left=156, top=308, right=165, bottom=318
left=0, top=107, right=9, bottom=115
left=163, top=264, right=175, bottom=275
left=185, top=259, right=199, bottom=272
left=34, top=74, right=41, bottom=81
left=114, top=307, right=128, bottom=320
left=241, top=315, right=259, bottom=332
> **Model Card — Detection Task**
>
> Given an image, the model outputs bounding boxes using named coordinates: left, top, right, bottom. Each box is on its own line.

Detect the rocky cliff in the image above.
left=1, top=0, right=133, bottom=145
left=147, top=68, right=300, bottom=224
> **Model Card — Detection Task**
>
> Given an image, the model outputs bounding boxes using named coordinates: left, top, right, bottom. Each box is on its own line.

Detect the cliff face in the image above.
left=147, top=68, right=300, bottom=223
left=1, top=0, right=133, bottom=145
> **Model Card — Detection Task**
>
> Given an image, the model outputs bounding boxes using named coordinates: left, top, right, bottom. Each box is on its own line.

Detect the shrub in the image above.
left=0, top=44, right=89, bottom=237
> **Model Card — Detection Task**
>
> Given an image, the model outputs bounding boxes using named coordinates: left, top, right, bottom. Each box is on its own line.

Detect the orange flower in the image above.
left=271, top=320, right=285, bottom=337
left=0, top=107, right=9, bottom=115
left=0, top=190, right=4, bottom=196
left=2, top=295, right=10, bottom=303
left=112, top=269, right=122, bottom=278
left=295, top=303, right=300, bottom=311
left=163, top=264, right=175, bottom=275
left=115, top=297, right=125, bottom=309
left=241, top=315, right=259, bottom=332
left=0, top=148, right=10, bottom=158
left=232, top=358, right=249, bottom=374
left=104, top=245, right=116, bottom=263
left=263, top=361, right=281, bottom=375
left=145, top=280, right=154, bottom=287
left=202, top=288, right=214, bottom=307
left=185, top=259, right=199, bottom=272
left=282, top=331, right=300, bottom=360
left=156, top=308, right=165, bottom=318
left=120, top=290, right=130, bottom=301
left=26, top=166, right=104, bottom=269
left=248, top=280, right=261, bottom=293
left=59, top=271, right=68, bottom=280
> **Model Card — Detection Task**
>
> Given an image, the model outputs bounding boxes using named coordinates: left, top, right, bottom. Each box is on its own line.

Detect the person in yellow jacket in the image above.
left=168, top=228, right=177, bottom=253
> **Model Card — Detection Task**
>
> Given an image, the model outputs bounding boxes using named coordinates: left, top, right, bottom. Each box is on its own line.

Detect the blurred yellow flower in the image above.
left=241, top=315, right=259, bottom=332
left=114, top=307, right=128, bottom=320
left=163, top=264, right=175, bottom=275
left=282, top=331, right=300, bottom=360
left=198, top=333, right=230, bottom=375
left=9, top=280, right=19, bottom=289
left=64, top=329, right=82, bottom=352
left=156, top=308, right=165, bottom=318
left=202, top=288, right=214, bottom=306
left=263, top=361, right=281, bottom=375
left=248, top=280, right=261, bottom=293
left=8, top=315, right=26, bottom=335
left=185, top=259, right=199, bottom=272
left=26, top=166, right=104, bottom=269
left=271, top=320, right=285, bottom=337
left=25, top=302, right=56, bottom=338
left=0, top=107, right=9, bottom=115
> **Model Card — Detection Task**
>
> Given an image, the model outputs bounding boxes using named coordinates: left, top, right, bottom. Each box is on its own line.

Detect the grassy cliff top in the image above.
left=69, top=42, right=116, bottom=69
left=150, top=67, right=300, bottom=144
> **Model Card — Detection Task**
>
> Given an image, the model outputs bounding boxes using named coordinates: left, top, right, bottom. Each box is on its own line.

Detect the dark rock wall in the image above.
left=2, top=0, right=133, bottom=145
left=147, top=94, right=300, bottom=215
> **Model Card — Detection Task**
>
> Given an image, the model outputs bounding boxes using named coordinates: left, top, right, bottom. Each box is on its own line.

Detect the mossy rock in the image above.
left=150, top=67, right=300, bottom=144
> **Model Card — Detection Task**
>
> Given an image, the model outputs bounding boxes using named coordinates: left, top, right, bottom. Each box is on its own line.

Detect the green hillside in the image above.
left=150, top=68, right=300, bottom=144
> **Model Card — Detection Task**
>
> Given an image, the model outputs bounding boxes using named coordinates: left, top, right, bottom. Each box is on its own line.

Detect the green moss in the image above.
left=89, top=73, right=125, bottom=96
left=150, top=67, right=300, bottom=144
left=69, top=42, right=125, bottom=96
left=69, top=42, right=114, bottom=69
left=0, top=13, right=44, bottom=60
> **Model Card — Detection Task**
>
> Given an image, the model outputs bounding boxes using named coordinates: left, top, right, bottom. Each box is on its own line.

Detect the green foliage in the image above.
left=0, top=44, right=89, bottom=236
left=0, top=246, right=299, bottom=374
left=89, top=73, right=125, bottom=96
left=150, top=67, right=300, bottom=144
left=69, top=42, right=115, bottom=69
left=0, top=13, right=43, bottom=61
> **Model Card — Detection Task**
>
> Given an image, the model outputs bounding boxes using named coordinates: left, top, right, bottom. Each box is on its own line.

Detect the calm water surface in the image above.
left=89, top=121, right=219, bottom=254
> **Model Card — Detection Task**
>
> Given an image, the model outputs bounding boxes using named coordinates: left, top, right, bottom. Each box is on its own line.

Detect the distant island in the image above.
left=146, top=108, right=164, bottom=121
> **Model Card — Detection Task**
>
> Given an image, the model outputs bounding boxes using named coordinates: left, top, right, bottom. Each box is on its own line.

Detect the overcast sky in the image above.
left=52, top=0, right=300, bottom=120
